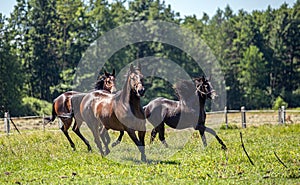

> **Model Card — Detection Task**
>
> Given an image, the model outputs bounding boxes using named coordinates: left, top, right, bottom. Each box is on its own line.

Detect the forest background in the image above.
left=0, top=0, right=299, bottom=116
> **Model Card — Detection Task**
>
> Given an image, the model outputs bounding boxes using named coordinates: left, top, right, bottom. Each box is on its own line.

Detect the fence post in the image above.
left=4, top=112, right=10, bottom=135
left=224, top=106, right=228, bottom=129
left=241, top=106, right=246, bottom=128
left=278, top=108, right=281, bottom=124
left=281, top=106, right=286, bottom=124
left=42, top=114, right=45, bottom=132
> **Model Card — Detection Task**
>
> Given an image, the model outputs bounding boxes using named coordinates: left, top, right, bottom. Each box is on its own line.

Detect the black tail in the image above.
left=44, top=102, right=57, bottom=125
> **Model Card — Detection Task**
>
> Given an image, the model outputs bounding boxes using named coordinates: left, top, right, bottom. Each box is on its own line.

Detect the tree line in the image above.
left=0, top=0, right=299, bottom=116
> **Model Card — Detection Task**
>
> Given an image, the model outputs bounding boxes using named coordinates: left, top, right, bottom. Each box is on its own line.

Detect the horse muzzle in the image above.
left=209, top=91, right=217, bottom=100
left=136, top=87, right=145, bottom=97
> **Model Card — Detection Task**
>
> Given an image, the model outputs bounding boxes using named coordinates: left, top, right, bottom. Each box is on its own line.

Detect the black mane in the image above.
left=173, top=80, right=197, bottom=102
left=94, top=75, right=106, bottom=90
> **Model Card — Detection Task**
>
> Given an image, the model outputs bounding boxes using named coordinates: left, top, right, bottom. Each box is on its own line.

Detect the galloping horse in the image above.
left=44, top=70, right=116, bottom=151
left=145, top=77, right=227, bottom=150
left=79, top=63, right=147, bottom=161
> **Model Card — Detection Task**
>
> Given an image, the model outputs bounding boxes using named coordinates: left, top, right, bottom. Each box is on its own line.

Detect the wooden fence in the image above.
left=1, top=106, right=300, bottom=135
left=206, top=106, right=300, bottom=128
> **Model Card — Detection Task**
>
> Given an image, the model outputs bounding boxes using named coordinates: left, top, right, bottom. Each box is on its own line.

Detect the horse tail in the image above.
left=44, top=102, right=57, bottom=125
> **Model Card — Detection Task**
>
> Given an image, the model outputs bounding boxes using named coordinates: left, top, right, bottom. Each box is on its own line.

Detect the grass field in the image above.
left=0, top=123, right=299, bottom=184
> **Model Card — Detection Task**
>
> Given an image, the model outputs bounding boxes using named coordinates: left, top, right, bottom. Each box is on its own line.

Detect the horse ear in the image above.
left=104, top=69, right=109, bottom=76
left=130, top=64, right=134, bottom=72
left=137, top=62, right=141, bottom=70
left=112, top=69, right=115, bottom=76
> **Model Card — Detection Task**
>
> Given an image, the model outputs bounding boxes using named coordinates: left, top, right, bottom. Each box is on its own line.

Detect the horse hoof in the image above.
left=104, top=149, right=110, bottom=156
left=141, top=155, right=147, bottom=162
left=222, top=145, right=227, bottom=151
left=111, top=140, right=120, bottom=147
left=161, top=140, right=168, bottom=148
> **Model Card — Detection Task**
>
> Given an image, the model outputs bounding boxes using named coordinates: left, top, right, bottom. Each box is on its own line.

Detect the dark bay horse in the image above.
left=145, top=77, right=227, bottom=150
left=79, top=63, right=147, bottom=161
left=44, top=70, right=116, bottom=151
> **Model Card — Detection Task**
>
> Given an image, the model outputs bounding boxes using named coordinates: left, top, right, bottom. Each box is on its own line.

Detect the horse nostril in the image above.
left=139, top=88, right=145, bottom=96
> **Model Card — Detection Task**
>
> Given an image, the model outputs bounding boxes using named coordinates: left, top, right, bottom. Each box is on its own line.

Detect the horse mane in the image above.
left=173, top=80, right=197, bottom=102
left=94, top=75, right=106, bottom=90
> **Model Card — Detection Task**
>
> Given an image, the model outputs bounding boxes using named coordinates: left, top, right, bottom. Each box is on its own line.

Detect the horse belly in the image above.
left=104, top=114, right=125, bottom=131
left=165, top=114, right=194, bottom=129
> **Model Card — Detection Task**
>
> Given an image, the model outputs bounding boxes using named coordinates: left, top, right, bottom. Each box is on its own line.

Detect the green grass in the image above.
left=0, top=124, right=299, bottom=184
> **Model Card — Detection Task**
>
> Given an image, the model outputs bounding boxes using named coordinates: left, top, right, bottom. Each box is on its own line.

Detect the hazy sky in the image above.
left=0, top=0, right=296, bottom=18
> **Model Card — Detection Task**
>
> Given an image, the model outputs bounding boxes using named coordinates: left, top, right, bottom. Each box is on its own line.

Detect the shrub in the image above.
left=272, top=96, right=288, bottom=110
left=220, top=123, right=239, bottom=130
left=21, top=97, right=52, bottom=116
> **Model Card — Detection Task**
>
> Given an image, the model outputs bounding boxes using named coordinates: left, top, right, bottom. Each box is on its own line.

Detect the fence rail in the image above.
left=1, top=106, right=300, bottom=134
left=206, top=106, right=300, bottom=128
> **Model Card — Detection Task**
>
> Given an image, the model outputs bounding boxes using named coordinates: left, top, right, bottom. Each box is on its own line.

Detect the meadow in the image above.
left=0, top=123, right=299, bottom=184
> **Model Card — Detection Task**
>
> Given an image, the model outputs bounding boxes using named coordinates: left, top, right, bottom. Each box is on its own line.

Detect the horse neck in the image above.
left=198, top=95, right=206, bottom=109
left=119, top=75, right=131, bottom=103
left=179, top=93, right=199, bottom=108
left=116, top=77, right=143, bottom=117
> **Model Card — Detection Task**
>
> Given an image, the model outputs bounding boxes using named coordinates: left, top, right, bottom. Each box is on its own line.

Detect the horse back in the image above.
left=80, top=90, right=114, bottom=126
left=53, top=91, right=80, bottom=115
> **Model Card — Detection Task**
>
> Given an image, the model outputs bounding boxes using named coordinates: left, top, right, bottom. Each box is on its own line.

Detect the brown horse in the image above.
left=44, top=70, right=116, bottom=151
left=145, top=77, right=227, bottom=150
left=79, top=63, right=147, bottom=161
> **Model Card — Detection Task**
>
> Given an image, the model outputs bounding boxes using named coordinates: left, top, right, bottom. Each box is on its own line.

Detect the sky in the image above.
left=0, top=0, right=296, bottom=18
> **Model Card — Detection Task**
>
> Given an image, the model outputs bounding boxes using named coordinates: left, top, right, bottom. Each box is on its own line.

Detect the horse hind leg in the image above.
left=150, top=128, right=158, bottom=144
left=157, top=123, right=168, bottom=148
left=92, top=128, right=105, bottom=156
left=205, top=127, right=227, bottom=150
left=99, top=127, right=111, bottom=155
left=112, top=131, right=124, bottom=147
left=60, top=118, right=76, bottom=150
left=72, top=121, right=92, bottom=152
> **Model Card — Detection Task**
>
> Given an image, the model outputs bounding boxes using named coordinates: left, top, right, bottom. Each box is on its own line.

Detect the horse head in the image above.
left=95, top=69, right=117, bottom=93
left=194, top=76, right=216, bottom=100
left=128, top=63, right=145, bottom=97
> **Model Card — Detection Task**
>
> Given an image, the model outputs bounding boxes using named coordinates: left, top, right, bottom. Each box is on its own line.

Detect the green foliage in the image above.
left=220, top=123, right=239, bottom=130
left=272, top=96, right=288, bottom=110
left=0, top=124, right=299, bottom=184
left=50, top=68, right=75, bottom=95
left=0, top=14, right=24, bottom=117
left=1, top=0, right=300, bottom=115
left=21, top=97, right=52, bottom=116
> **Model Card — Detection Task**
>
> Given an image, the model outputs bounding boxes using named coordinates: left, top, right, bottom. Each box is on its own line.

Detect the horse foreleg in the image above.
left=196, top=123, right=207, bottom=147
left=126, top=129, right=146, bottom=162
left=205, top=127, right=227, bottom=150
left=72, top=121, right=92, bottom=152
left=138, top=131, right=146, bottom=146
left=112, top=131, right=124, bottom=147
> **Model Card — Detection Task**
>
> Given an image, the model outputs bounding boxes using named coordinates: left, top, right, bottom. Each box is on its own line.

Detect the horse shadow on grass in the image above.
left=118, top=157, right=181, bottom=165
